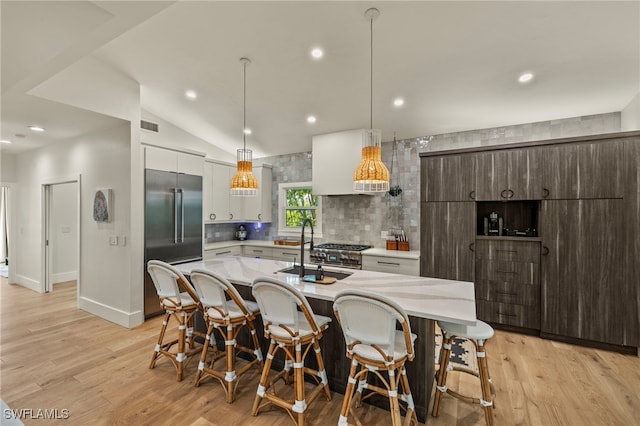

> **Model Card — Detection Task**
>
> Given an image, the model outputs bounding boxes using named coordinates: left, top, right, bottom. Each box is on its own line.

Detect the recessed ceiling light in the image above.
left=28, top=125, right=45, bottom=132
left=518, top=72, right=534, bottom=83
left=0, top=139, right=11, bottom=144
left=307, top=115, right=317, bottom=124
left=185, top=90, right=197, bottom=99
left=393, top=98, right=405, bottom=107
left=243, top=128, right=252, bottom=135
left=311, top=48, right=323, bottom=59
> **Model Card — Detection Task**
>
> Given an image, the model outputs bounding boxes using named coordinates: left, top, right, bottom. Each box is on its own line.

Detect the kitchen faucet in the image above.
left=299, top=217, right=314, bottom=277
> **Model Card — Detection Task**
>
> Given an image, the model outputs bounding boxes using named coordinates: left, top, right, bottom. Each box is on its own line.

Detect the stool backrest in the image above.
left=333, top=289, right=414, bottom=360
left=190, top=269, right=252, bottom=317
left=252, top=277, right=321, bottom=336
left=147, top=260, right=199, bottom=308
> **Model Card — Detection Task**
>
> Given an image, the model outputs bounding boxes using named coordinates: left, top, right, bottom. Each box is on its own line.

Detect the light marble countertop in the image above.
left=204, top=240, right=420, bottom=259
left=175, top=256, right=475, bottom=326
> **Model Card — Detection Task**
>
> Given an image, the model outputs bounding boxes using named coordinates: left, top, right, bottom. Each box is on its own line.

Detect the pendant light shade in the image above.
left=353, top=7, right=389, bottom=193
left=231, top=57, right=258, bottom=197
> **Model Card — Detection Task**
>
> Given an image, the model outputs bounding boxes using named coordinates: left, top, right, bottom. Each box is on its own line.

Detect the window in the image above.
left=278, top=182, right=322, bottom=237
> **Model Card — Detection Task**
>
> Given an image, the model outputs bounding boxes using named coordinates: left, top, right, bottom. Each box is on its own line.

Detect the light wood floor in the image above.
left=1, top=279, right=639, bottom=425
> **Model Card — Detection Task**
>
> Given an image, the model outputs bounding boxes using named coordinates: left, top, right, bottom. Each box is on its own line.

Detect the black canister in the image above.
left=315, top=265, right=324, bottom=281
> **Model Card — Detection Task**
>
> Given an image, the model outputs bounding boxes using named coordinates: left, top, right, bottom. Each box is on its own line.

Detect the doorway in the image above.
left=43, top=179, right=80, bottom=294
left=0, top=186, right=10, bottom=280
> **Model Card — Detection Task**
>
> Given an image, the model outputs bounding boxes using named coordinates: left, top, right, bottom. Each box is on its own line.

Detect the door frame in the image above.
left=0, top=182, right=16, bottom=284
left=41, top=175, right=81, bottom=300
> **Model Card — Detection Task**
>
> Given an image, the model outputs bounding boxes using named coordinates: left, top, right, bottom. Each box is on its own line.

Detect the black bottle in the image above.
left=315, top=265, right=324, bottom=281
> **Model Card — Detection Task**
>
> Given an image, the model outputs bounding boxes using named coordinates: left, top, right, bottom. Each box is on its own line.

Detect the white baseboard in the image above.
left=52, top=271, right=78, bottom=284
left=79, top=297, right=144, bottom=329
left=14, top=274, right=42, bottom=293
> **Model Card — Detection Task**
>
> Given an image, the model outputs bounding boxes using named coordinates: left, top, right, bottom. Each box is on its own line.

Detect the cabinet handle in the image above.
left=281, top=252, right=296, bottom=256
left=469, top=243, right=475, bottom=252
left=377, top=261, right=401, bottom=266
left=210, top=213, right=216, bottom=221
left=496, top=290, right=518, bottom=296
left=496, top=270, right=516, bottom=274
left=229, top=213, right=233, bottom=220
left=542, top=246, right=550, bottom=256
left=500, top=189, right=507, bottom=199
left=496, top=311, right=517, bottom=318
left=253, top=249, right=263, bottom=253
left=542, top=188, right=550, bottom=199
left=469, top=190, right=476, bottom=200
left=507, top=189, right=514, bottom=198
left=258, top=213, right=262, bottom=221
left=216, top=250, right=231, bottom=256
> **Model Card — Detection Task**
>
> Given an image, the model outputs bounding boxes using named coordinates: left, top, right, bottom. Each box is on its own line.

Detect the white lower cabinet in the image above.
left=362, top=255, right=420, bottom=276
left=242, top=246, right=273, bottom=259
left=203, top=246, right=242, bottom=260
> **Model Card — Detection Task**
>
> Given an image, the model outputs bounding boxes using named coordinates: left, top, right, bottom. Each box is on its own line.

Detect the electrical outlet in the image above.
left=109, top=236, right=118, bottom=246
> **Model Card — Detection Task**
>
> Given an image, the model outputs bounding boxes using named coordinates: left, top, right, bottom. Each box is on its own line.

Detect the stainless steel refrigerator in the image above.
left=144, top=169, right=202, bottom=318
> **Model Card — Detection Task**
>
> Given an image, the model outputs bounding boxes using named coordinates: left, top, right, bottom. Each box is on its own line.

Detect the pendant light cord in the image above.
left=243, top=59, right=247, bottom=152
left=370, top=14, right=374, bottom=130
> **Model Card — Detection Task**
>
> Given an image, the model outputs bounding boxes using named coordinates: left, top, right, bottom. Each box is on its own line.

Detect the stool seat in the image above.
left=438, top=320, right=494, bottom=341
left=265, top=311, right=331, bottom=340
left=204, top=299, right=260, bottom=320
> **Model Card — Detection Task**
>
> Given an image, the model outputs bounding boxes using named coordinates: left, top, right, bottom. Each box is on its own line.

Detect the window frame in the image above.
left=277, top=181, right=322, bottom=238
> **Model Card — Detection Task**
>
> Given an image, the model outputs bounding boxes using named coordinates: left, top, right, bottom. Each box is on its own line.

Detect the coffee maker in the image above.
left=235, top=225, right=247, bottom=241
left=484, top=211, right=503, bottom=236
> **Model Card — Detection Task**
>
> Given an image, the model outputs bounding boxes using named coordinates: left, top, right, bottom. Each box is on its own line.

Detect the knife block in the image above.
left=398, top=241, right=410, bottom=251
left=386, top=241, right=397, bottom=250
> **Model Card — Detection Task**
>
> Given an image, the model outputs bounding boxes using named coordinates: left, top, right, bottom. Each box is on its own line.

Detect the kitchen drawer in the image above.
left=272, top=247, right=308, bottom=263
left=242, top=246, right=273, bottom=259
left=203, top=246, right=241, bottom=259
left=475, top=240, right=540, bottom=263
left=476, top=260, right=539, bottom=285
left=475, top=280, right=540, bottom=306
left=362, top=255, right=420, bottom=276
left=476, top=300, right=540, bottom=329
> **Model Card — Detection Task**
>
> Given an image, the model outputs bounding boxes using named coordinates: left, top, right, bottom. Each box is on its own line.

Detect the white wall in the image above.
left=14, top=122, right=137, bottom=326
left=141, top=110, right=235, bottom=163
left=50, top=182, right=78, bottom=284
left=622, top=92, right=640, bottom=131
left=1, top=152, right=17, bottom=183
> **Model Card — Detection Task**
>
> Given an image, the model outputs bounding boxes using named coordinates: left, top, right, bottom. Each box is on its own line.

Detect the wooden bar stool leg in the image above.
left=399, top=367, right=417, bottom=426
left=249, top=322, right=264, bottom=366
left=176, top=311, right=188, bottom=381
left=389, top=368, right=402, bottom=426
left=223, top=324, right=237, bottom=402
left=150, top=312, right=171, bottom=369
left=253, top=339, right=277, bottom=416
left=476, top=339, right=494, bottom=426
left=338, top=359, right=359, bottom=426
left=312, top=340, right=331, bottom=400
left=353, top=370, right=368, bottom=408
left=293, top=342, right=306, bottom=426
left=195, top=321, right=216, bottom=386
left=431, top=332, right=453, bottom=417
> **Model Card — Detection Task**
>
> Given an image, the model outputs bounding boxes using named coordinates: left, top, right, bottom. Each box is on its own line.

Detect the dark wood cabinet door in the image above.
left=475, top=149, right=542, bottom=201
left=540, top=199, right=637, bottom=346
left=420, top=202, right=475, bottom=281
left=540, top=140, right=624, bottom=199
left=421, top=154, right=476, bottom=202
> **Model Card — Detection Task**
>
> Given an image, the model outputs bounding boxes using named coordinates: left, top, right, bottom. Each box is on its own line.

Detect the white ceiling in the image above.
left=2, top=1, right=639, bottom=157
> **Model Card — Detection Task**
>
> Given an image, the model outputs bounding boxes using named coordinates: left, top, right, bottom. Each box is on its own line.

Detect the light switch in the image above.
left=120, top=236, right=127, bottom=246
left=109, top=236, right=118, bottom=246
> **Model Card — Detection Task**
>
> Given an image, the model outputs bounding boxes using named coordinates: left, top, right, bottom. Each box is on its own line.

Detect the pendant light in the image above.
left=353, top=7, right=389, bottom=193
left=230, top=57, right=258, bottom=196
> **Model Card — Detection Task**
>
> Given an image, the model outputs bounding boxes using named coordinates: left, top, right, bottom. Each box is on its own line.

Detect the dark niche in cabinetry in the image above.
left=476, top=201, right=539, bottom=236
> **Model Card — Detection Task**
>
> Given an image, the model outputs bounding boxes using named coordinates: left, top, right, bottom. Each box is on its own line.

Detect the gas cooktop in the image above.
left=313, top=243, right=372, bottom=252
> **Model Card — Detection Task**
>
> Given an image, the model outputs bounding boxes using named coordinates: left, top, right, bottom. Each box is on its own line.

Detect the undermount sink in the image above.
left=278, top=266, right=353, bottom=281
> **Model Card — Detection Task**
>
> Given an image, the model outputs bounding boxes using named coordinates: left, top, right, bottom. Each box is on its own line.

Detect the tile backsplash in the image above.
left=206, top=112, right=622, bottom=249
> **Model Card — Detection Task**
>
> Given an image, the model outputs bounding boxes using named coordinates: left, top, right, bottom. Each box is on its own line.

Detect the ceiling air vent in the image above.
left=140, top=120, right=159, bottom=133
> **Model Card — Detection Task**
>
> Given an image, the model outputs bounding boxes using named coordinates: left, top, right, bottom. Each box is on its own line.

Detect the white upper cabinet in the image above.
left=244, top=165, right=272, bottom=222
left=203, top=161, right=272, bottom=223
left=145, top=145, right=204, bottom=176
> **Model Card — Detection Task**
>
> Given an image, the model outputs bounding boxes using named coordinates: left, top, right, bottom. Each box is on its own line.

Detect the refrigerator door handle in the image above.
left=179, top=188, right=185, bottom=243
left=173, top=188, right=179, bottom=243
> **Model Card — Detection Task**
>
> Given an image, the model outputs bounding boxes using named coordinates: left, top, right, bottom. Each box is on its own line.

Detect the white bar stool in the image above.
left=190, top=269, right=264, bottom=403
left=431, top=319, right=496, bottom=426
left=251, top=277, right=332, bottom=426
left=333, top=289, right=418, bottom=426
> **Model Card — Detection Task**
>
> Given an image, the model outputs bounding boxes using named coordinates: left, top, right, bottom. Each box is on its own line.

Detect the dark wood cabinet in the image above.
left=539, top=199, right=637, bottom=347
left=421, top=154, right=476, bottom=202
left=540, top=140, right=624, bottom=199
left=475, top=239, right=540, bottom=329
left=420, top=202, right=475, bottom=281
left=474, top=148, right=543, bottom=201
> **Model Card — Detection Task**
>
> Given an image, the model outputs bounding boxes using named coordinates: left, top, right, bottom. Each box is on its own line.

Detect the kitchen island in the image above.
left=175, top=256, right=476, bottom=423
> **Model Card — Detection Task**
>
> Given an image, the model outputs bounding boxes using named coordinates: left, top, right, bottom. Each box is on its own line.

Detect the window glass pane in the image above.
left=285, top=209, right=317, bottom=227
left=286, top=189, right=318, bottom=207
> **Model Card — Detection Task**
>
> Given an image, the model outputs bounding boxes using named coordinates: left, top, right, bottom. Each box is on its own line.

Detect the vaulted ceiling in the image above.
left=2, top=1, right=639, bottom=157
